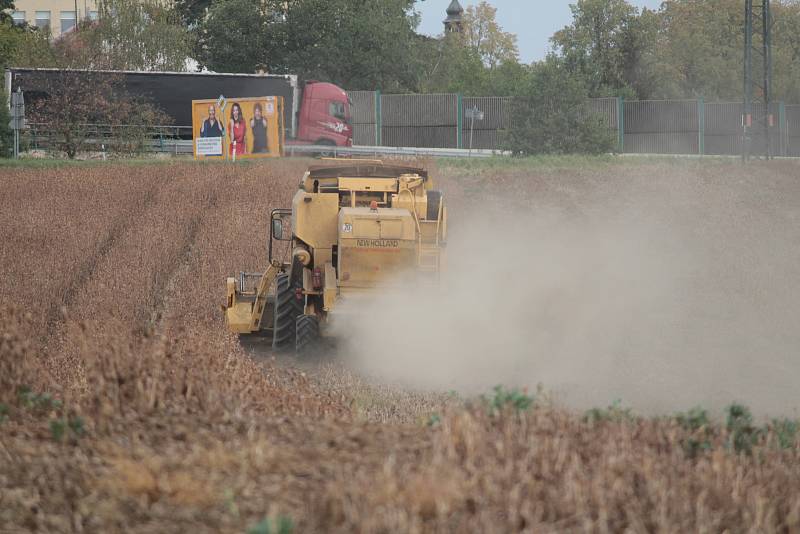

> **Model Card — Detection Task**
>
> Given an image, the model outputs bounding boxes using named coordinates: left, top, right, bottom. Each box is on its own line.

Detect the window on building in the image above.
left=88, top=11, right=99, bottom=21
left=35, top=11, right=50, bottom=29
left=11, top=11, right=25, bottom=25
left=60, top=11, right=76, bottom=33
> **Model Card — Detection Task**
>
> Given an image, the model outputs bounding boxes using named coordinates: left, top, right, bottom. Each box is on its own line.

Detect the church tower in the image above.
left=443, top=0, right=464, bottom=33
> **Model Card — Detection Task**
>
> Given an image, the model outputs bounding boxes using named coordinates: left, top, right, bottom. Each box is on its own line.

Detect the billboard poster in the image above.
left=192, top=96, right=284, bottom=160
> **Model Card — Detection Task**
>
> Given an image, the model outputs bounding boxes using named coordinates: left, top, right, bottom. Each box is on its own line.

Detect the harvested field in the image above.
left=1, top=157, right=800, bottom=532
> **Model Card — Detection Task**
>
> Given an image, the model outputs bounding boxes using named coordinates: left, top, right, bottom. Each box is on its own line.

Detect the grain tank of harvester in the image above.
left=223, top=162, right=447, bottom=353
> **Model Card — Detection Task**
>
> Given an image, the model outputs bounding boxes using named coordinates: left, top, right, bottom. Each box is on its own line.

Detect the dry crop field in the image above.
left=1, top=156, right=800, bottom=533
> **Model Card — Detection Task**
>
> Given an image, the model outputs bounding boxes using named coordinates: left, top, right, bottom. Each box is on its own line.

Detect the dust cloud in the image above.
left=330, top=164, right=800, bottom=416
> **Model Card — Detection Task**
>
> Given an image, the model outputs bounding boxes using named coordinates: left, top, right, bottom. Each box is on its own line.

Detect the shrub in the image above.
left=49, top=415, right=85, bottom=442
left=482, top=385, right=534, bottom=414
left=18, top=386, right=62, bottom=412
left=726, top=403, right=761, bottom=455
left=0, top=90, right=12, bottom=158
left=770, top=418, right=798, bottom=450
left=584, top=399, right=636, bottom=423
left=248, top=516, right=294, bottom=534
left=26, top=70, right=166, bottom=158
left=502, top=56, right=616, bottom=156
left=675, top=406, right=713, bottom=457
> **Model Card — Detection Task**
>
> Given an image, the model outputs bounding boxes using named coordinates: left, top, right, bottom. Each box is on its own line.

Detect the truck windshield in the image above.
left=329, top=101, right=349, bottom=122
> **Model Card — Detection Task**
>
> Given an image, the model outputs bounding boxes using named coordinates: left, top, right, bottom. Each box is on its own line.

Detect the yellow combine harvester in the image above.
left=223, top=161, right=447, bottom=353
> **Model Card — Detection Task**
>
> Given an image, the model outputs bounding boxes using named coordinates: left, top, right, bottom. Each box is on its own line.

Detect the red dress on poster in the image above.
left=229, top=121, right=246, bottom=156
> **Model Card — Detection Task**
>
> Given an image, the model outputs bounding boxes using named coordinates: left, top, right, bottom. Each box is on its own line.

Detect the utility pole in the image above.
left=743, top=0, right=773, bottom=161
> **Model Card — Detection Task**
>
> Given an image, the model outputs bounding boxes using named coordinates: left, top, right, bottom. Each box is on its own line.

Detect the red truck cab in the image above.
left=294, top=81, right=353, bottom=147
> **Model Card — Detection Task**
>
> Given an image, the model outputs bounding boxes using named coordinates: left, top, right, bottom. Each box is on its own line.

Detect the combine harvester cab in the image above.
left=224, top=161, right=447, bottom=354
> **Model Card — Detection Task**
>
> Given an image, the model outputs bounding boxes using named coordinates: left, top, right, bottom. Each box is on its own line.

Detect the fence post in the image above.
left=779, top=101, right=786, bottom=156
left=375, top=89, right=382, bottom=146
left=457, top=93, right=463, bottom=149
left=698, top=97, right=705, bottom=156
left=617, top=96, right=624, bottom=153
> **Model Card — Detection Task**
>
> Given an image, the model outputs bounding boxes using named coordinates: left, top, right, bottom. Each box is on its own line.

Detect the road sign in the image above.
left=11, top=91, right=24, bottom=117
left=217, top=94, right=227, bottom=112
left=465, top=107, right=484, bottom=121
left=465, top=106, right=484, bottom=156
left=10, top=88, right=24, bottom=159
left=10, top=90, right=25, bottom=129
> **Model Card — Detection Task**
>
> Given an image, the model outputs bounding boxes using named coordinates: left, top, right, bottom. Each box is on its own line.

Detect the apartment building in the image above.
left=10, top=0, right=98, bottom=37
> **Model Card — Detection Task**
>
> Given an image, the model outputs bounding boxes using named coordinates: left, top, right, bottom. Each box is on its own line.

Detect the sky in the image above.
left=414, top=0, right=662, bottom=63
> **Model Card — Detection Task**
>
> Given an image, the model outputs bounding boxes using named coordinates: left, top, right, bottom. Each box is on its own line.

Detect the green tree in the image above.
left=551, top=0, right=800, bottom=102
left=0, top=89, right=12, bottom=157
left=484, top=59, right=531, bottom=96
left=412, top=2, right=523, bottom=96
left=0, top=20, right=20, bottom=69
left=195, top=0, right=269, bottom=73
left=653, top=0, right=800, bottom=102
left=26, top=70, right=166, bottom=158
left=271, top=0, right=420, bottom=90
left=617, top=6, right=660, bottom=99
left=0, top=15, right=23, bottom=159
left=551, top=0, right=655, bottom=98
left=503, top=56, right=615, bottom=155
left=8, top=25, right=57, bottom=67
left=14, top=20, right=170, bottom=159
left=414, top=38, right=528, bottom=96
left=196, top=0, right=420, bottom=90
left=174, top=0, right=213, bottom=27
left=413, top=33, right=488, bottom=94
left=651, top=0, right=742, bottom=100
left=77, top=0, right=192, bottom=71
left=461, top=1, right=519, bottom=68
left=0, top=0, right=15, bottom=25
left=773, top=1, right=800, bottom=103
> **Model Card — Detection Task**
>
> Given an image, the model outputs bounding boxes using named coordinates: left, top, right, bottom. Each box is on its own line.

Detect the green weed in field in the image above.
left=17, top=385, right=62, bottom=412
left=726, top=403, right=761, bottom=455
left=248, top=516, right=294, bottom=534
left=483, top=385, right=534, bottom=414
left=584, top=399, right=636, bottom=423
left=49, top=415, right=85, bottom=442
left=675, top=406, right=714, bottom=457
left=771, top=419, right=799, bottom=449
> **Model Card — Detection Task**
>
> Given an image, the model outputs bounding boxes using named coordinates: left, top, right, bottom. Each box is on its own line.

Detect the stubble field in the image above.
left=1, top=156, right=800, bottom=533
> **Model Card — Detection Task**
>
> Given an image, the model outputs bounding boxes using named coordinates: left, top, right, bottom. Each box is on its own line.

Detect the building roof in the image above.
left=444, top=0, right=464, bottom=30
left=446, top=0, right=464, bottom=16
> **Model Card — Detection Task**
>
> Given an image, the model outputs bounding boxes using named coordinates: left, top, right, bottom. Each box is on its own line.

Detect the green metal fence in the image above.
left=345, top=91, right=798, bottom=156
left=20, top=96, right=800, bottom=156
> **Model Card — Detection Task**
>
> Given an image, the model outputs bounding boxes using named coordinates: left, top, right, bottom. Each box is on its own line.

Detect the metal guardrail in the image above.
left=23, top=123, right=195, bottom=154
left=23, top=121, right=508, bottom=158
left=150, top=138, right=194, bottom=154
left=155, top=140, right=510, bottom=158
left=284, top=144, right=510, bottom=158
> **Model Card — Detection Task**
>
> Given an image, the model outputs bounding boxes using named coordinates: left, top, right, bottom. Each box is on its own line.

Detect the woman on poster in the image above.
left=228, top=103, right=247, bottom=156
left=251, top=103, right=269, bottom=153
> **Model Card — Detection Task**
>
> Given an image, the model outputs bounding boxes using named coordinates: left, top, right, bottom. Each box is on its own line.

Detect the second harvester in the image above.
left=223, top=161, right=447, bottom=353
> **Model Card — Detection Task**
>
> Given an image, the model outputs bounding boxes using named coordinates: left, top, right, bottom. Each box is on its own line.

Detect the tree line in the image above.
left=2, top=0, right=799, bottom=156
